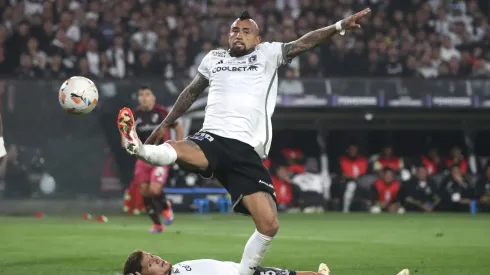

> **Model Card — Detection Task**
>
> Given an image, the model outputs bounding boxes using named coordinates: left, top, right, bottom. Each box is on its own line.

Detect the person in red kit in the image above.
left=419, top=148, right=445, bottom=176
left=331, top=144, right=367, bottom=213
left=445, top=146, right=468, bottom=174
left=370, top=167, right=403, bottom=214
left=373, top=145, right=404, bottom=176
left=123, top=86, right=184, bottom=233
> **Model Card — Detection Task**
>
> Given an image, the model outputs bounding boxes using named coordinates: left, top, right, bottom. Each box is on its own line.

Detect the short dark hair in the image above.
left=139, top=85, right=151, bottom=90
left=123, top=250, right=144, bottom=275
left=239, top=10, right=252, bottom=20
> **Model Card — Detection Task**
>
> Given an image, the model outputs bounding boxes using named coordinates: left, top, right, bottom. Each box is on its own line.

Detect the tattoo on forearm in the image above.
left=162, top=73, right=209, bottom=127
left=282, top=25, right=338, bottom=60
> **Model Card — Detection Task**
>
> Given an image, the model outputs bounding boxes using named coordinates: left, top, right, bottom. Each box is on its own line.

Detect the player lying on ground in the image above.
left=123, top=250, right=332, bottom=275
left=122, top=86, right=184, bottom=233
left=119, top=8, right=370, bottom=275
left=122, top=250, right=411, bottom=275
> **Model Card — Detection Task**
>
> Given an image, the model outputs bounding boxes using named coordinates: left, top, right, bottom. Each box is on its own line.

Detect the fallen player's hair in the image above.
left=239, top=10, right=252, bottom=20
left=123, top=250, right=144, bottom=275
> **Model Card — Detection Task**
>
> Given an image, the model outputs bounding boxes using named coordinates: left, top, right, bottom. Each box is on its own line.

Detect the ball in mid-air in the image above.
left=59, top=76, right=99, bottom=114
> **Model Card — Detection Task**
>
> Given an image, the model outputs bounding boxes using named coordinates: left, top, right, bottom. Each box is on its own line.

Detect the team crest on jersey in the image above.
left=248, top=55, right=257, bottom=64
left=279, top=270, right=289, bottom=275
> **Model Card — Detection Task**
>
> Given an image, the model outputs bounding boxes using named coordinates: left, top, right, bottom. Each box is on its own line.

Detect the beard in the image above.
left=228, top=45, right=255, bottom=57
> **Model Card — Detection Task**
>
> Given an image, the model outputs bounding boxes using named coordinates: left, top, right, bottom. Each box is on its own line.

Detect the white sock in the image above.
left=343, top=181, right=357, bottom=213
left=138, top=143, right=177, bottom=166
left=238, top=229, right=273, bottom=275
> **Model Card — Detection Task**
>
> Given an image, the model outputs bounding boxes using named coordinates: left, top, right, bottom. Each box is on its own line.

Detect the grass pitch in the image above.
left=1, top=213, right=489, bottom=275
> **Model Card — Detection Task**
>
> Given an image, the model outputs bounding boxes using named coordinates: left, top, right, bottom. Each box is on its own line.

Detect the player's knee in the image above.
left=149, top=183, right=162, bottom=196
left=139, top=184, right=150, bottom=197
left=257, top=215, right=279, bottom=237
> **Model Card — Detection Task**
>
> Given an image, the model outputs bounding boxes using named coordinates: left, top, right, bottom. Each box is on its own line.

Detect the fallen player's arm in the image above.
left=160, top=73, right=209, bottom=128
left=282, top=8, right=370, bottom=60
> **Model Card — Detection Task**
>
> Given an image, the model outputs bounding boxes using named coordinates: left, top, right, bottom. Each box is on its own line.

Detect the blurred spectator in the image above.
left=439, top=164, right=475, bottom=212
left=331, top=144, right=367, bottom=213
left=370, top=168, right=402, bottom=214
left=402, top=165, right=441, bottom=212
left=106, top=35, right=135, bottom=79
left=373, top=145, right=404, bottom=174
left=278, top=68, right=304, bottom=95
left=445, top=146, right=468, bottom=174
left=475, top=164, right=490, bottom=212
left=0, top=0, right=487, bottom=78
left=131, top=18, right=157, bottom=52
left=270, top=161, right=296, bottom=212
left=16, top=54, right=42, bottom=79
left=45, top=54, right=68, bottom=79
left=419, top=148, right=445, bottom=176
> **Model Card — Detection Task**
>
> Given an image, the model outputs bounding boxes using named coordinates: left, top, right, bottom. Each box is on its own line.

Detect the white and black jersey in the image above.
left=197, top=42, right=288, bottom=159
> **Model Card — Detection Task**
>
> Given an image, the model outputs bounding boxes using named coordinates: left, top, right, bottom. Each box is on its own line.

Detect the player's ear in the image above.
left=256, top=35, right=261, bottom=45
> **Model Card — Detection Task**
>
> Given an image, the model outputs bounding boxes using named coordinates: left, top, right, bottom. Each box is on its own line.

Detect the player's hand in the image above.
left=145, top=124, right=168, bottom=144
left=340, top=8, right=371, bottom=30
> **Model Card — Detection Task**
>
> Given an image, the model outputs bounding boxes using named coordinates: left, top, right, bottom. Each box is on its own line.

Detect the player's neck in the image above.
left=228, top=48, right=255, bottom=57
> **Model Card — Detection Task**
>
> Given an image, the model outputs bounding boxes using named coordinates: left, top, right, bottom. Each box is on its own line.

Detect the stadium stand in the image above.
left=0, top=0, right=488, bottom=79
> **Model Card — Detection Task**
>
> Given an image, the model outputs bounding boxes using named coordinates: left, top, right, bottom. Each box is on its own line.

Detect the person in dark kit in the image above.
left=331, top=144, right=367, bottom=213
left=123, top=85, right=184, bottom=233
left=439, top=164, right=476, bottom=212
left=402, top=165, right=441, bottom=212
left=370, top=167, right=402, bottom=213
left=475, top=163, right=490, bottom=212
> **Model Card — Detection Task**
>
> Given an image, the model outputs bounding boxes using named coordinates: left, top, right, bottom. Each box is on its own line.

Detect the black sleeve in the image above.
left=255, top=266, right=296, bottom=275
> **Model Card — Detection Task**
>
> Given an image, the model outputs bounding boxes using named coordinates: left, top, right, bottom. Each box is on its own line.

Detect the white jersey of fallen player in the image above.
left=171, top=259, right=241, bottom=275
left=198, top=42, right=288, bottom=159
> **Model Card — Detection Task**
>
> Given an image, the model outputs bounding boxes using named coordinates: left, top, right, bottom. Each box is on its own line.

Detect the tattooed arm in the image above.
left=282, top=25, right=338, bottom=60
left=282, top=8, right=371, bottom=61
left=145, top=73, right=209, bottom=144
left=161, top=73, right=209, bottom=127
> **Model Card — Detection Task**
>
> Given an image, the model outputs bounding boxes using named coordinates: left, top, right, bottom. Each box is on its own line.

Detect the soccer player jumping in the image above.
left=119, top=8, right=370, bottom=275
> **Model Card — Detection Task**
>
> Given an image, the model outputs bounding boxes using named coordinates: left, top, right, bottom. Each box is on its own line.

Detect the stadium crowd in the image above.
left=0, top=0, right=489, bottom=79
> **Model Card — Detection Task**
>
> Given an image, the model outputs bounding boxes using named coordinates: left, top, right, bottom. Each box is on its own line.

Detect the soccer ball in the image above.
left=58, top=76, right=99, bottom=114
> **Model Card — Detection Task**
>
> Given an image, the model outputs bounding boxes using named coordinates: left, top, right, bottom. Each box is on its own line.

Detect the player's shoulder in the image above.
left=256, top=42, right=284, bottom=52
